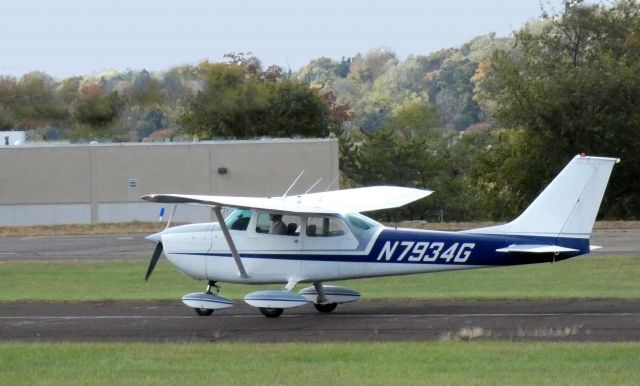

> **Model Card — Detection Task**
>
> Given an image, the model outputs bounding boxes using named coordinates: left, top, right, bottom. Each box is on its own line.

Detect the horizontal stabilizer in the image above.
left=590, top=245, right=602, bottom=251
left=496, top=244, right=580, bottom=254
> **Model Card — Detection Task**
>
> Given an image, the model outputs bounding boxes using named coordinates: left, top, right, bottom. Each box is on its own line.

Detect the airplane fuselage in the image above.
left=161, top=223, right=589, bottom=285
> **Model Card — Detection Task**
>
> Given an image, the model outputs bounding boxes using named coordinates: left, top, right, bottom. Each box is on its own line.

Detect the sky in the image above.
left=0, top=0, right=569, bottom=79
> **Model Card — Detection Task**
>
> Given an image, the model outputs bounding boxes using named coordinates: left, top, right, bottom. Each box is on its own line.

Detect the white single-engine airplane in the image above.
left=142, top=154, right=618, bottom=318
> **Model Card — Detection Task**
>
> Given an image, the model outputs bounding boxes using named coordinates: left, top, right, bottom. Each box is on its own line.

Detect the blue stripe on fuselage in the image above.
left=370, top=229, right=588, bottom=266
left=175, top=229, right=589, bottom=266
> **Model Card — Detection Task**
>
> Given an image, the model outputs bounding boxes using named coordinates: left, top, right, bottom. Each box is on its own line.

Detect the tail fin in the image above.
left=468, top=155, right=619, bottom=239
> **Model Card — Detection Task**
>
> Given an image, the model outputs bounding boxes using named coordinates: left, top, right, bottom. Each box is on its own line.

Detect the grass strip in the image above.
left=0, top=222, right=165, bottom=237
left=0, top=341, right=639, bottom=385
left=1, top=254, right=638, bottom=301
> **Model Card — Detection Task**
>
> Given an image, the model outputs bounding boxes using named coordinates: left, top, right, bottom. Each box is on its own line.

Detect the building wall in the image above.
left=0, top=139, right=338, bottom=226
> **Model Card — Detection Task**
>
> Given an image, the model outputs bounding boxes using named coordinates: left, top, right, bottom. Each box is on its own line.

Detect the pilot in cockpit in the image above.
left=269, top=214, right=287, bottom=235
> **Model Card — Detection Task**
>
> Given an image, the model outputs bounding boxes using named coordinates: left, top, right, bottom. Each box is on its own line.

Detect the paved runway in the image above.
left=0, top=228, right=638, bottom=261
left=1, top=300, right=639, bottom=342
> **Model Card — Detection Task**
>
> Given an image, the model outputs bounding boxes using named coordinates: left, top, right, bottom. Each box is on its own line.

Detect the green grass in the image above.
left=0, top=342, right=639, bottom=385
left=1, top=254, right=639, bottom=301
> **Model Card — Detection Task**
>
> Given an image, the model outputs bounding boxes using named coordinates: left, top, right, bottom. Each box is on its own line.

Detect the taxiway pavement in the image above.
left=1, top=300, right=639, bottom=343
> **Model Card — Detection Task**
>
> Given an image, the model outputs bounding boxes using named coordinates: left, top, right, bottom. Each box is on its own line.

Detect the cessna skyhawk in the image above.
left=142, top=154, right=618, bottom=317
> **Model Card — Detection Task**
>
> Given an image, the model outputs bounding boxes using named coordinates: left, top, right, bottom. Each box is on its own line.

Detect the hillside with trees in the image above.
left=1, top=0, right=638, bottom=221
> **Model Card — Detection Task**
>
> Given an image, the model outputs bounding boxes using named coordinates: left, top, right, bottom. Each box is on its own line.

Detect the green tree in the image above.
left=180, top=62, right=329, bottom=139
left=72, top=83, right=124, bottom=137
left=382, top=99, right=441, bottom=138
left=0, top=76, right=18, bottom=128
left=11, top=72, right=68, bottom=130
left=178, top=63, right=252, bottom=138
left=131, top=69, right=164, bottom=108
left=261, top=80, right=329, bottom=137
left=481, top=0, right=640, bottom=219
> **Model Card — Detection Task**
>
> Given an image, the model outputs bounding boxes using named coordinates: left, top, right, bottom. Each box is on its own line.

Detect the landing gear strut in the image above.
left=312, top=282, right=338, bottom=314
left=206, top=280, right=220, bottom=294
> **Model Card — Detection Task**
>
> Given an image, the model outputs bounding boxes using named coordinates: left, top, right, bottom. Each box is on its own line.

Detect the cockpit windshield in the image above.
left=224, top=208, right=252, bottom=231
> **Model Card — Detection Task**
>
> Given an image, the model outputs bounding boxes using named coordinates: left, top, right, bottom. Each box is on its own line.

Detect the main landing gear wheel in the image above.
left=259, top=307, right=284, bottom=318
left=195, top=308, right=214, bottom=316
left=314, top=303, right=338, bottom=313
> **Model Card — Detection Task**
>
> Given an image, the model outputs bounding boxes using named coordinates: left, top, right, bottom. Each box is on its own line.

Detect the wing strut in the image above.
left=212, top=206, right=249, bottom=278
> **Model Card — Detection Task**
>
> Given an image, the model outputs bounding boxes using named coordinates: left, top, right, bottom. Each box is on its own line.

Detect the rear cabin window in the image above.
left=306, top=216, right=346, bottom=237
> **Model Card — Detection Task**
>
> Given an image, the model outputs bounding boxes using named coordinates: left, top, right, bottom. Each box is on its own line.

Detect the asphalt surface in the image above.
left=1, top=300, right=639, bottom=342
left=0, top=233, right=150, bottom=260
left=0, top=228, right=638, bottom=343
left=0, top=228, right=637, bottom=261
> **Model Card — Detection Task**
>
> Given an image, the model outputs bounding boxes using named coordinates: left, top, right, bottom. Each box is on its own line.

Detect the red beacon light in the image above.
left=580, top=152, right=587, bottom=157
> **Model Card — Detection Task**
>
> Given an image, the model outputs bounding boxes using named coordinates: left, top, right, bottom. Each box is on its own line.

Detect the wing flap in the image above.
left=496, top=244, right=580, bottom=253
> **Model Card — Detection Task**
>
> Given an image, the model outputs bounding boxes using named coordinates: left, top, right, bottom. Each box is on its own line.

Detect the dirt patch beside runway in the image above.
left=1, top=299, right=639, bottom=343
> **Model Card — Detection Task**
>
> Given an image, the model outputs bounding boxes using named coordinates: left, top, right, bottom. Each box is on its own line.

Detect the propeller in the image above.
left=145, top=241, right=163, bottom=281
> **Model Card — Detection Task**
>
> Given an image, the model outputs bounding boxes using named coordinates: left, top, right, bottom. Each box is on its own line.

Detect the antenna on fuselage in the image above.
left=303, top=178, right=323, bottom=194
left=164, top=204, right=177, bottom=230
left=282, top=170, right=305, bottom=198
left=324, top=174, right=340, bottom=192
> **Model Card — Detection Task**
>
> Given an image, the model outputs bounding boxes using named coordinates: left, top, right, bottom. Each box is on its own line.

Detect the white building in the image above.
left=1, top=131, right=26, bottom=146
left=0, top=138, right=339, bottom=226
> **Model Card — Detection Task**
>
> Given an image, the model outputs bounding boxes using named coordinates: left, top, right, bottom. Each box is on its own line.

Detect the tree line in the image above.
left=1, top=0, right=638, bottom=221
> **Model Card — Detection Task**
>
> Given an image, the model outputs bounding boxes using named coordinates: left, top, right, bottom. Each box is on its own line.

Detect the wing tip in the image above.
left=141, top=194, right=156, bottom=202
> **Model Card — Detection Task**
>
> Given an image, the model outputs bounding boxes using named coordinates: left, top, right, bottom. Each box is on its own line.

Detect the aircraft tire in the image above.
left=195, top=308, right=214, bottom=316
left=259, top=307, right=284, bottom=318
left=314, top=303, right=338, bottom=313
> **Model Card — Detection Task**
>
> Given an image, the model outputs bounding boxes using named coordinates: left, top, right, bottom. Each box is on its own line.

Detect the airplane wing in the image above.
left=496, top=244, right=580, bottom=253
left=142, top=186, right=432, bottom=215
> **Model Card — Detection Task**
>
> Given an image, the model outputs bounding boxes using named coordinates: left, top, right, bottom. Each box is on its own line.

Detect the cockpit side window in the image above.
left=306, top=216, right=346, bottom=237
left=346, top=213, right=380, bottom=231
left=255, top=212, right=301, bottom=236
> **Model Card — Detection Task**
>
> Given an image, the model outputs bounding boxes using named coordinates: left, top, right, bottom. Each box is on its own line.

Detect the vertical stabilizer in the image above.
left=467, top=155, right=619, bottom=239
